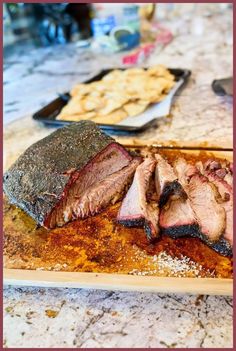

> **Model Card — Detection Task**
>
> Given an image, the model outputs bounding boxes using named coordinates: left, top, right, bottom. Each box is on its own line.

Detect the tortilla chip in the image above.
left=92, top=108, right=127, bottom=124
left=102, top=70, right=123, bottom=82
left=57, top=97, right=85, bottom=118
left=98, top=93, right=129, bottom=115
left=156, top=76, right=175, bottom=87
left=70, top=84, right=93, bottom=97
left=82, top=95, right=106, bottom=112
left=123, top=68, right=146, bottom=76
left=123, top=101, right=149, bottom=117
left=147, top=65, right=170, bottom=77
left=56, top=111, right=96, bottom=121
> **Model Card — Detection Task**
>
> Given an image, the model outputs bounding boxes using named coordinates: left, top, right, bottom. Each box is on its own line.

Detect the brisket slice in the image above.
left=160, top=158, right=199, bottom=240
left=201, top=159, right=233, bottom=186
left=46, top=158, right=140, bottom=228
left=205, top=159, right=232, bottom=172
left=155, top=154, right=186, bottom=207
left=160, top=197, right=197, bottom=232
left=174, top=158, right=226, bottom=242
left=223, top=173, right=233, bottom=187
left=117, top=158, right=159, bottom=240
left=204, top=159, right=221, bottom=171
left=3, top=121, right=133, bottom=228
left=196, top=161, right=233, bottom=248
left=204, top=171, right=233, bottom=246
left=162, top=158, right=230, bottom=256
left=187, top=174, right=226, bottom=242
left=174, top=158, right=197, bottom=187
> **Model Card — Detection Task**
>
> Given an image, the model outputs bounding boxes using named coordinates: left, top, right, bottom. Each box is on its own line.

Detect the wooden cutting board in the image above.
left=115, top=137, right=233, bottom=151
left=4, top=270, right=232, bottom=296
left=3, top=148, right=233, bottom=295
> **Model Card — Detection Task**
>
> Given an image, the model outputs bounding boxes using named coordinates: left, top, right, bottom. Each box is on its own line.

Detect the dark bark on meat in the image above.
left=162, top=224, right=199, bottom=239
left=155, top=154, right=186, bottom=208
left=159, top=180, right=187, bottom=208
left=162, top=225, right=232, bottom=256
left=3, top=121, right=132, bottom=227
left=208, top=237, right=232, bottom=256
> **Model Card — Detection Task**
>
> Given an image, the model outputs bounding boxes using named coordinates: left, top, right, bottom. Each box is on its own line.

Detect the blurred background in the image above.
left=3, top=3, right=233, bottom=126
left=4, top=3, right=232, bottom=56
left=3, top=3, right=155, bottom=55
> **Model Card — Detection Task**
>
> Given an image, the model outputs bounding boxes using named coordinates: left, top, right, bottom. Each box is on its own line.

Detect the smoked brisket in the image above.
left=3, top=121, right=135, bottom=228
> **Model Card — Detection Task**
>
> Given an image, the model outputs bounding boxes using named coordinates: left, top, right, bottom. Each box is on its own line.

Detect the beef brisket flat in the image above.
left=155, top=154, right=186, bottom=207
left=117, top=158, right=159, bottom=240
left=3, top=121, right=134, bottom=228
left=47, top=158, right=140, bottom=228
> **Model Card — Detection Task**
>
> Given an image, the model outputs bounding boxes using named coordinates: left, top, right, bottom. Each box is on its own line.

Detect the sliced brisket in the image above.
left=196, top=160, right=233, bottom=249
left=162, top=158, right=231, bottom=256
left=47, top=158, right=140, bottom=228
left=224, top=173, right=233, bottom=187
left=204, top=159, right=221, bottom=171
left=160, top=197, right=197, bottom=233
left=202, top=159, right=233, bottom=187
left=3, top=121, right=135, bottom=228
left=175, top=158, right=226, bottom=242
left=204, top=171, right=233, bottom=246
left=160, top=158, right=198, bottom=239
left=174, top=158, right=197, bottom=187
left=187, top=174, right=226, bottom=242
left=117, top=158, right=159, bottom=240
left=155, top=154, right=186, bottom=207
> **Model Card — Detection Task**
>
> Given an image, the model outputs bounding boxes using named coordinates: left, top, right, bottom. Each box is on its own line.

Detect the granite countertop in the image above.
left=4, top=6, right=233, bottom=151
left=4, top=5, right=233, bottom=348
left=3, top=288, right=233, bottom=348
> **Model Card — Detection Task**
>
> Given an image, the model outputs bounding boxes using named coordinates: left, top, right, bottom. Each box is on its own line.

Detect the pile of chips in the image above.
left=56, top=65, right=175, bottom=124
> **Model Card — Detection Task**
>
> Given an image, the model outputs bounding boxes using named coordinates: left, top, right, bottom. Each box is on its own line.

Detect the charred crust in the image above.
left=159, top=180, right=186, bottom=208
left=3, top=121, right=131, bottom=226
left=144, top=221, right=157, bottom=241
left=163, top=225, right=232, bottom=257
left=117, top=218, right=145, bottom=228
left=207, top=237, right=232, bottom=257
left=118, top=218, right=158, bottom=241
left=162, top=224, right=199, bottom=238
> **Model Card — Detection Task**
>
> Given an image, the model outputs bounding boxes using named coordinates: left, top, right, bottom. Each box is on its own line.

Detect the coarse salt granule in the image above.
left=129, top=250, right=214, bottom=278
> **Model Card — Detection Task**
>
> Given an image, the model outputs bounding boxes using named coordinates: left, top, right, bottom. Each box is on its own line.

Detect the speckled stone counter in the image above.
left=4, top=4, right=233, bottom=348
left=4, top=6, right=233, bottom=149
left=3, top=288, right=233, bottom=348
